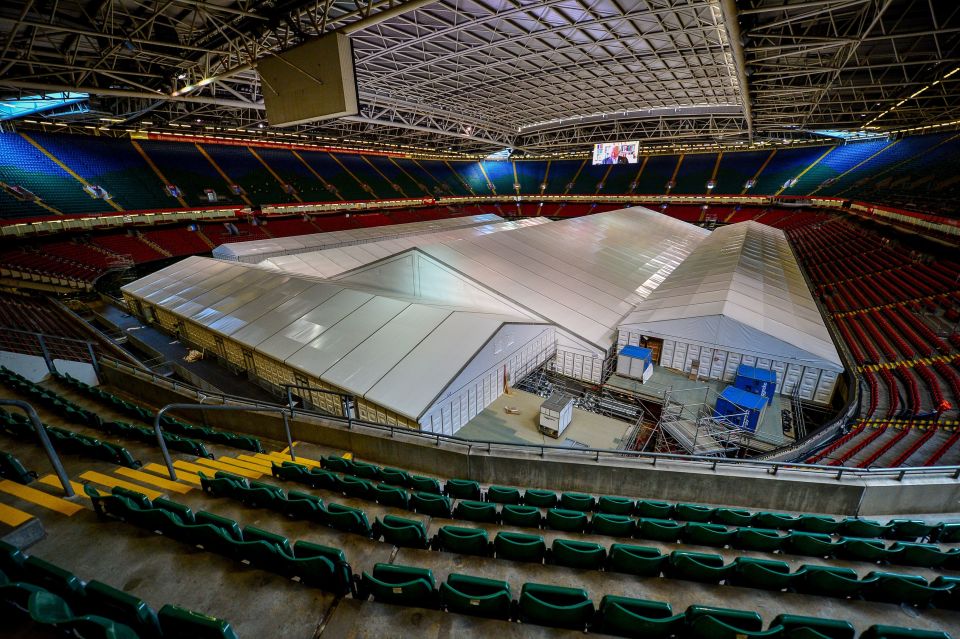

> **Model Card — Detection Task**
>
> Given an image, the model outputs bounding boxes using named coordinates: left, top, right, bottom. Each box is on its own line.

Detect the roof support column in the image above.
left=719, top=0, right=753, bottom=141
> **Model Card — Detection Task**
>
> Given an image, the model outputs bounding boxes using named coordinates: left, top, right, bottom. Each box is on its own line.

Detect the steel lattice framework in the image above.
left=0, top=0, right=956, bottom=154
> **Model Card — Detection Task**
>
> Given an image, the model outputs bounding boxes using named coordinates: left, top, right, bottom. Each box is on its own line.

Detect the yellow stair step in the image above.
left=0, top=479, right=84, bottom=516
left=235, top=454, right=274, bottom=468
left=215, top=457, right=270, bottom=473
left=179, top=459, right=262, bottom=479
left=261, top=451, right=321, bottom=469
left=142, top=463, right=202, bottom=486
left=114, top=468, right=192, bottom=494
left=37, top=474, right=88, bottom=498
left=79, top=471, right=164, bottom=501
left=0, top=502, right=33, bottom=526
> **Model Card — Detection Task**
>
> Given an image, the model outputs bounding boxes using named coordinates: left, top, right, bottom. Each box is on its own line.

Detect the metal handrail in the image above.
left=0, top=400, right=74, bottom=497
left=102, top=356, right=960, bottom=482
left=152, top=403, right=297, bottom=480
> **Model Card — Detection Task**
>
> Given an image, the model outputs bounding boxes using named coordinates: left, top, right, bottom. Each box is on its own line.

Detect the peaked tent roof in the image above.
left=619, top=221, right=842, bottom=371
left=121, top=256, right=544, bottom=421
left=334, top=207, right=710, bottom=350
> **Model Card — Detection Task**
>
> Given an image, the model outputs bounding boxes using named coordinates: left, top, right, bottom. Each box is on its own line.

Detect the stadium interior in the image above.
left=0, top=0, right=960, bottom=637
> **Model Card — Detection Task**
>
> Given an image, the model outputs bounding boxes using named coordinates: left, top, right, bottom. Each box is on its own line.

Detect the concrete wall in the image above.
left=102, top=364, right=960, bottom=517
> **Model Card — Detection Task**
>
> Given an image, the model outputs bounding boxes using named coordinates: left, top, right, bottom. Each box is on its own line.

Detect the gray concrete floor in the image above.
left=2, top=377, right=959, bottom=638
left=455, top=388, right=631, bottom=449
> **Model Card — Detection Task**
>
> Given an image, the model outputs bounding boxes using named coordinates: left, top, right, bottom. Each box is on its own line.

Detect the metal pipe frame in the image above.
left=152, top=403, right=296, bottom=480
left=0, top=400, right=74, bottom=497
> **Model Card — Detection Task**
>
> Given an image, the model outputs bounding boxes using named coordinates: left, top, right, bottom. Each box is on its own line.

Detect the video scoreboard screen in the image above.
left=592, top=141, right=639, bottom=165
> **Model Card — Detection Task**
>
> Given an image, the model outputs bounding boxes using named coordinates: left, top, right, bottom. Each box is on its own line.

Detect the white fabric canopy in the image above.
left=620, top=221, right=842, bottom=371
left=212, top=213, right=502, bottom=262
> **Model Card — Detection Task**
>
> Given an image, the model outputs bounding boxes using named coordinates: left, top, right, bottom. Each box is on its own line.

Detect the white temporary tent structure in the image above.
left=258, top=217, right=551, bottom=279
left=121, top=256, right=554, bottom=434
left=332, top=207, right=710, bottom=383
left=211, top=213, right=502, bottom=263
left=618, top=221, right=843, bottom=404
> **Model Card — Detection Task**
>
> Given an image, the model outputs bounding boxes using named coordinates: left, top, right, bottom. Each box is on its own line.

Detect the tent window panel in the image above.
left=741, top=354, right=757, bottom=368
left=756, top=358, right=772, bottom=370
left=673, top=342, right=688, bottom=370
left=441, top=406, right=452, bottom=435
left=660, top=340, right=675, bottom=368
left=814, top=370, right=838, bottom=404
left=710, top=350, right=728, bottom=379
left=783, top=364, right=803, bottom=395
left=724, top=352, right=742, bottom=381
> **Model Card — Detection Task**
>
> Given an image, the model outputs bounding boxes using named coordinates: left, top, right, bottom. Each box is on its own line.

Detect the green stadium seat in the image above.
left=890, top=542, right=957, bottom=568
left=304, top=468, right=338, bottom=490
left=796, top=515, right=841, bottom=534
left=636, top=499, right=673, bottom=518
left=754, top=512, right=801, bottom=530
left=590, top=512, right=635, bottom=537
left=409, top=475, right=441, bottom=494
left=153, top=498, right=195, bottom=524
left=638, top=517, right=684, bottom=542
left=320, top=455, right=354, bottom=474
left=410, top=491, right=452, bottom=517
left=324, top=503, right=371, bottom=536
left=606, top=543, right=667, bottom=577
left=0, top=540, right=25, bottom=579
left=559, top=492, right=595, bottom=511
left=731, top=557, right=800, bottom=591
left=28, top=590, right=140, bottom=639
left=158, top=603, right=240, bottom=639
left=285, top=490, right=323, bottom=520
left=865, top=571, right=951, bottom=606
left=668, top=551, right=732, bottom=583
left=0, top=451, right=36, bottom=485
left=889, top=520, right=938, bottom=541
left=595, top=595, right=684, bottom=638
left=930, top=575, right=960, bottom=609
left=21, top=556, right=85, bottom=603
left=597, top=495, right=635, bottom=515
left=675, top=503, right=715, bottom=522
left=840, top=518, right=893, bottom=538
left=494, top=531, right=546, bottom=563
left=454, top=500, right=499, bottom=523
left=786, top=531, right=845, bottom=557
left=378, top=467, right=410, bottom=487
left=933, top=523, right=960, bottom=543
left=444, top=478, right=481, bottom=500
left=371, top=483, right=409, bottom=509
left=434, top=526, right=491, bottom=556
left=686, top=605, right=765, bottom=638
left=840, top=537, right=897, bottom=563
left=501, top=504, right=542, bottom=528
left=771, top=614, right=855, bottom=639
left=199, top=471, right=247, bottom=500
left=291, top=541, right=352, bottom=594
left=682, top=522, right=736, bottom=547
left=713, top=508, right=754, bottom=526
left=517, top=582, right=594, bottom=630
left=360, top=563, right=438, bottom=608
left=375, top=515, right=428, bottom=549
left=338, top=475, right=374, bottom=500
left=440, top=573, right=512, bottom=619
left=860, top=625, right=952, bottom=639
left=195, top=511, right=243, bottom=541
left=351, top=460, right=381, bottom=480
left=546, top=508, right=588, bottom=532
left=523, top=488, right=558, bottom=508
left=551, top=538, right=606, bottom=570
left=241, top=481, right=286, bottom=509
left=734, top=527, right=787, bottom=552
left=486, top=485, right=521, bottom=504
left=798, top=565, right=864, bottom=598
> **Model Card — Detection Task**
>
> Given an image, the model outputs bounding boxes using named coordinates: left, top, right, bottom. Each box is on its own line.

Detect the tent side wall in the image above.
left=617, top=329, right=839, bottom=405
left=420, top=324, right=557, bottom=435
left=123, top=291, right=421, bottom=428
left=549, top=333, right=609, bottom=384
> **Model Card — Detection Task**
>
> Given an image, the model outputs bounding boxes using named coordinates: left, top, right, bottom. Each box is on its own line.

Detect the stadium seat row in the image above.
left=0, top=450, right=36, bottom=485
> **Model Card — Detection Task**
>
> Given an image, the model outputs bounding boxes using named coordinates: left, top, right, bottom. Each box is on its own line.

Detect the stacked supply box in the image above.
left=616, top=345, right=653, bottom=382
left=714, top=386, right=767, bottom=433
left=734, top=364, right=777, bottom=405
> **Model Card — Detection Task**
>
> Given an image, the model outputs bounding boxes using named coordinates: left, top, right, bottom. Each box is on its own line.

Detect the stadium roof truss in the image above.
left=0, top=0, right=956, bottom=154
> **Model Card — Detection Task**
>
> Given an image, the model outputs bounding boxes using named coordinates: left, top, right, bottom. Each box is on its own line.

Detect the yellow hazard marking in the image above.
left=37, top=474, right=87, bottom=497
left=79, top=471, right=163, bottom=501
left=235, top=455, right=273, bottom=468
left=0, top=503, right=32, bottom=526
left=184, top=459, right=262, bottom=479
left=214, top=457, right=269, bottom=473
left=142, top=463, right=202, bottom=486
left=114, top=468, right=192, bottom=494
left=0, top=479, right=84, bottom=515
left=261, top=451, right=321, bottom=468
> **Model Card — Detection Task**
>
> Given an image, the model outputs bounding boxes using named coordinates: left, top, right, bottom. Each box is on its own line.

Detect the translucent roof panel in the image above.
left=336, top=207, right=709, bottom=349
left=259, top=217, right=550, bottom=279
left=620, top=221, right=842, bottom=371
left=123, top=256, right=543, bottom=421
left=212, top=214, right=502, bottom=262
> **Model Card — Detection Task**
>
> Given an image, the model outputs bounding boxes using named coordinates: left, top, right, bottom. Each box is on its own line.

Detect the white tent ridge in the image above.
left=619, top=221, right=842, bottom=404
left=212, top=213, right=503, bottom=263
